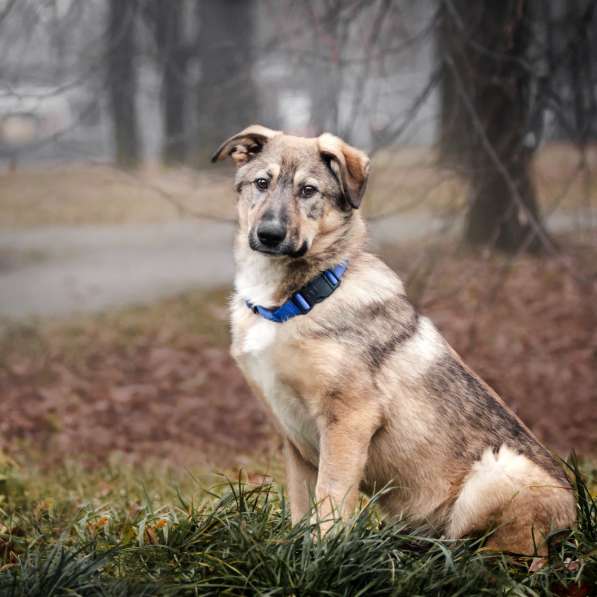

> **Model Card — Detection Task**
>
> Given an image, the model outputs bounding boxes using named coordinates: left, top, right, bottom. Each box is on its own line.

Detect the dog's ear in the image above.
left=211, top=125, right=281, bottom=166
left=318, top=133, right=370, bottom=209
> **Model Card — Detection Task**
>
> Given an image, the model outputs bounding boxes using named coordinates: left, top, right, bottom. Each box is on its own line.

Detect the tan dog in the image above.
left=212, top=125, right=575, bottom=557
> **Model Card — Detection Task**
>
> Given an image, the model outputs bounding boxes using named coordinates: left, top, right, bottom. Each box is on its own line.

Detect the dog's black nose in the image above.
left=257, top=221, right=286, bottom=247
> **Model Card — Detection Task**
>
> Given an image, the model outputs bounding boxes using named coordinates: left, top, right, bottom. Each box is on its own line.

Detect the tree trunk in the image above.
left=195, top=0, right=258, bottom=162
left=150, top=0, right=188, bottom=164
left=107, top=0, right=141, bottom=169
left=438, top=1, right=546, bottom=253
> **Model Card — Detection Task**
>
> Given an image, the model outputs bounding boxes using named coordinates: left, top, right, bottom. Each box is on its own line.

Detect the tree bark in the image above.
left=150, top=1, right=188, bottom=164
left=195, top=0, right=258, bottom=162
left=107, top=0, right=141, bottom=169
left=438, top=0, right=546, bottom=253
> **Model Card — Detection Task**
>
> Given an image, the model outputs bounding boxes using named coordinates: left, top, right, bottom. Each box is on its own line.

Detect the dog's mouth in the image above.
left=249, top=235, right=309, bottom=259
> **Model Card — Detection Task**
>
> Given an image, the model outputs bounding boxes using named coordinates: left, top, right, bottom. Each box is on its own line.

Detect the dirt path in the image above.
left=0, top=212, right=591, bottom=320
left=0, top=221, right=236, bottom=319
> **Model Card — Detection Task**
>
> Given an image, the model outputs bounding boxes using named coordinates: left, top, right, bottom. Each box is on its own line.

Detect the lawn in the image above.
left=0, top=455, right=596, bottom=595
left=0, top=142, right=595, bottom=229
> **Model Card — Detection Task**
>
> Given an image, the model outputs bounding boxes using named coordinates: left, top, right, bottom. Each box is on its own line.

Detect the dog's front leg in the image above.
left=314, top=410, right=379, bottom=534
left=285, top=439, right=318, bottom=525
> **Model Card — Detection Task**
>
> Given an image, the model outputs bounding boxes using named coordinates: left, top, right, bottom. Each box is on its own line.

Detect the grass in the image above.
left=1, top=143, right=595, bottom=228
left=0, top=286, right=231, bottom=360
left=0, top=455, right=595, bottom=596
left=0, top=163, right=235, bottom=228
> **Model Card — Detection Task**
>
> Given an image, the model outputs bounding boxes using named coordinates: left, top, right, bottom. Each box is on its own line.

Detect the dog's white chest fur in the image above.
left=236, top=317, right=320, bottom=461
left=232, top=253, right=320, bottom=461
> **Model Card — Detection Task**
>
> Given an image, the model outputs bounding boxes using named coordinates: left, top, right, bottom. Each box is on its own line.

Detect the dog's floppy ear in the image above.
left=318, top=133, right=370, bottom=209
left=211, top=124, right=281, bottom=166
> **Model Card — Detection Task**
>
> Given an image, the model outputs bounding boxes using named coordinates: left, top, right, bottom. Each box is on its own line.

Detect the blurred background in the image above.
left=0, top=0, right=595, bottom=473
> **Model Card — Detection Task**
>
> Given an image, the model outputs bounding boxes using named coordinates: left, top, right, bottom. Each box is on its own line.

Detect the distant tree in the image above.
left=542, top=0, right=597, bottom=145
left=147, top=0, right=189, bottom=164
left=438, top=0, right=546, bottom=253
left=195, top=0, right=258, bottom=159
left=107, top=0, right=141, bottom=168
left=303, top=1, right=344, bottom=135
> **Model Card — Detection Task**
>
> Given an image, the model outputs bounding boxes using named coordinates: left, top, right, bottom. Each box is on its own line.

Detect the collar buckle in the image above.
left=299, top=271, right=341, bottom=307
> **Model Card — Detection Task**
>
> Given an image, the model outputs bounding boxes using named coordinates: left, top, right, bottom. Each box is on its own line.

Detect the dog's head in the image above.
left=212, top=125, right=370, bottom=259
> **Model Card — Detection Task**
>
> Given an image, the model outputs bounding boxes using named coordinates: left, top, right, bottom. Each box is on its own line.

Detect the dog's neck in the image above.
left=234, top=214, right=367, bottom=308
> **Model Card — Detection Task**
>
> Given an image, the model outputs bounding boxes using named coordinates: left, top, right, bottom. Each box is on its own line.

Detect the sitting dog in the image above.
left=212, top=125, right=575, bottom=557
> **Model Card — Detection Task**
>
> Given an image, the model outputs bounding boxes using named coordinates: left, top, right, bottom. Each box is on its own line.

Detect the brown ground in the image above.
left=0, top=290, right=275, bottom=469
left=0, top=240, right=595, bottom=470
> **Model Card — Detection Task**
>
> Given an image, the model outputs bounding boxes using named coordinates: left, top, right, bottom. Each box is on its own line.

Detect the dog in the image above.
left=212, top=124, right=576, bottom=558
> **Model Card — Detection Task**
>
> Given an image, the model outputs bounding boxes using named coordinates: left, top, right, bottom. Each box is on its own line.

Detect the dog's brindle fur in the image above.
left=213, top=125, right=575, bottom=556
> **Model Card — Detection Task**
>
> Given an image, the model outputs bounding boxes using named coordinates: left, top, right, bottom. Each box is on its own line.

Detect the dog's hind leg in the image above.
left=447, top=445, right=575, bottom=556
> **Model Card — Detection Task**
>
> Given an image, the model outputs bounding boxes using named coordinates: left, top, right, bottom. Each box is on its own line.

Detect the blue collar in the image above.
left=245, top=262, right=347, bottom=323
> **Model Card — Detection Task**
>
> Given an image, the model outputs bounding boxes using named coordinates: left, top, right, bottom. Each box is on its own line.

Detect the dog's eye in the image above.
left=300, top=185, right=317, bottom=199
left=254, top=178, right=269, bottom=191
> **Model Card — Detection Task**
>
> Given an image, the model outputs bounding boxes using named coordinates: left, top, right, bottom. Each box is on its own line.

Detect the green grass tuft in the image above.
left=0, top=461, right=595, bottom=596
